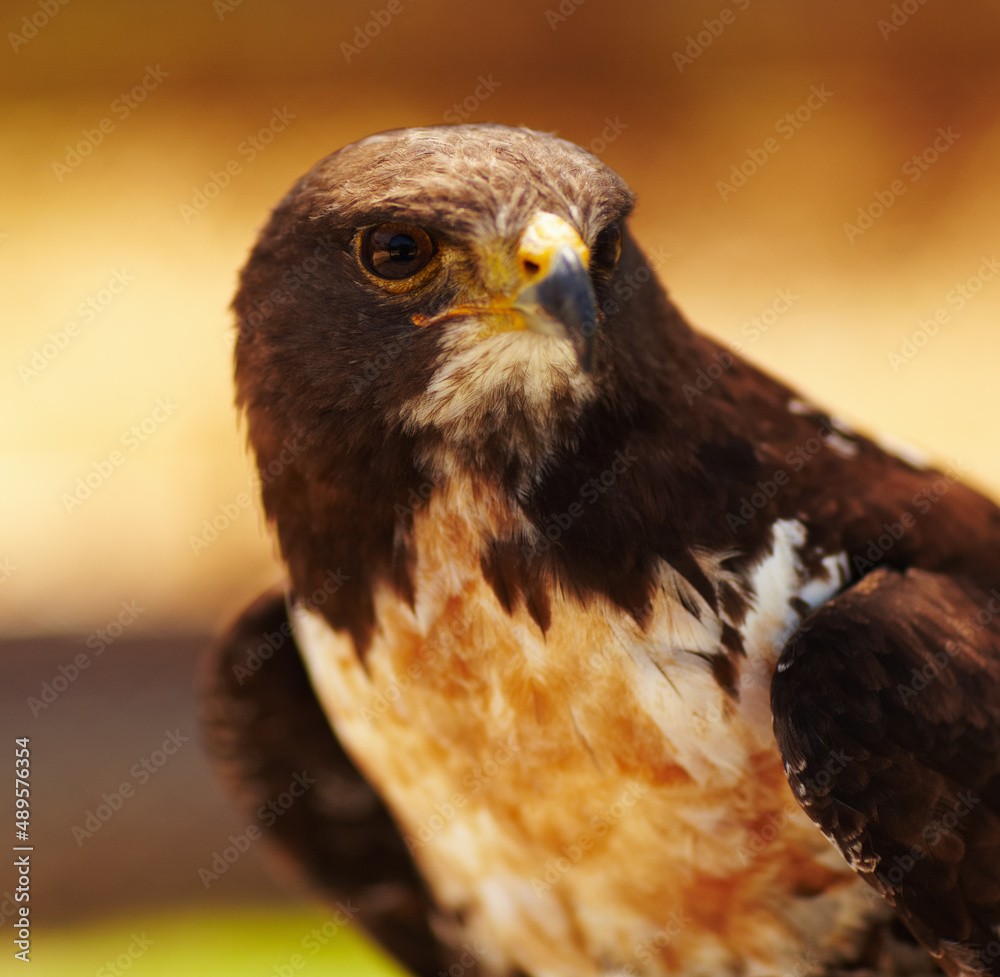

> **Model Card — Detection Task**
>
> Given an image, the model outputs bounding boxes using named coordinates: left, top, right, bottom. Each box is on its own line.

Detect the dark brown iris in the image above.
left=361, top=224, right=435, bottom=280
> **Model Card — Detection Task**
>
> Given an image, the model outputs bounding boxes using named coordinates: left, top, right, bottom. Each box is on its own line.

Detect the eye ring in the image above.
left=360, top=224, right=436, bottom=281
left=590, top=222, right=623, bottom=278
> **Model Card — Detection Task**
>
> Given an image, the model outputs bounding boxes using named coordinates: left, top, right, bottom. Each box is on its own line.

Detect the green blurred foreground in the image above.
left=25, top=907, right=407, bottom=977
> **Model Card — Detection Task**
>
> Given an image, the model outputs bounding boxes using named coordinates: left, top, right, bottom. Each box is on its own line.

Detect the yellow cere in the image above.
left=516, top=212, right=590, bottom=283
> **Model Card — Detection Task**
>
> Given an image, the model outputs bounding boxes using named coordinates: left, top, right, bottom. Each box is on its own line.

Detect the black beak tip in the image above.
left=529, top=246, right=600, bottom=372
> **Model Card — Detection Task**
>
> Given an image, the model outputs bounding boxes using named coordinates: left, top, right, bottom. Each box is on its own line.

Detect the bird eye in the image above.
left=361, top=224, right=435, bottom=280
left=590, top=223, right=622, bottom=277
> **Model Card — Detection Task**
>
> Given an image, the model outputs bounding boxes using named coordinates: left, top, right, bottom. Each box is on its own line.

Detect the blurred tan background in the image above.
left=2, top=0, right=1000, bottom=971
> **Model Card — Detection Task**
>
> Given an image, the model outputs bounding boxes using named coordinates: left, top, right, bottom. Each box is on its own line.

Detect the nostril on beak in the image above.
left=522, top=259, right=541, bottom=278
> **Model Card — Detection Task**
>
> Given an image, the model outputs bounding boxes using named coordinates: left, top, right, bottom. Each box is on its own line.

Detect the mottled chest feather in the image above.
left=293, top=477, right=877, bottom=977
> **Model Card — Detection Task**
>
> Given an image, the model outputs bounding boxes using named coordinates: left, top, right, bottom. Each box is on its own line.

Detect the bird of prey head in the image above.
left=234, top=125, right=745, bottom=650
left=236, top=124, right=638, bottom=472
left=208, top=124, right=1000, bottom=977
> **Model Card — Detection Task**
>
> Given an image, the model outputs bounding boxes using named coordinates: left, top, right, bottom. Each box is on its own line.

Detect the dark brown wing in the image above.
left=198, top=590, right=481, bottom=977
left=772, top=568, right=1000, bottom=977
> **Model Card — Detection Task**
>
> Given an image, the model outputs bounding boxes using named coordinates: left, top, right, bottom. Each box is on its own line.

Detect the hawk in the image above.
left=200, top=124, right=1000, bottom=977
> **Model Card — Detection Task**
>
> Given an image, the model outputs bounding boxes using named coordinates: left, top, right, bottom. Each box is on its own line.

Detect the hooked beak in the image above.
left=512, top=212, right=598, bottom=372
left=411, top=212, right=600, bottom=370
